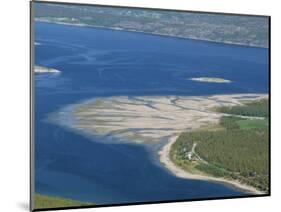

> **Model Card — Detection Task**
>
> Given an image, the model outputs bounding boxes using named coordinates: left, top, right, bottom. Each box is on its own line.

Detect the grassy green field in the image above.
left=236, top=119, right=268, bottom=129
left=217, top=98, right=269, bottom=117
left=34, top=194, right=93, bottom=209
left=170, top=98, right=269, bottom=192
left=220, top=116, right=268, bottom=130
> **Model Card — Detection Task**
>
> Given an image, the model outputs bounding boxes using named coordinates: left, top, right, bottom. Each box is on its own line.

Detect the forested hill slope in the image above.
left=34, top=3, right=269, bottom=48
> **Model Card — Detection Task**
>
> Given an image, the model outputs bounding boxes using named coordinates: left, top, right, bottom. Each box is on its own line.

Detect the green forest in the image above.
left=170, top=98, right=269, bottom=192
left=217, top=98, right=269, bottom=117
left=34, top=3, right=269, bottom=48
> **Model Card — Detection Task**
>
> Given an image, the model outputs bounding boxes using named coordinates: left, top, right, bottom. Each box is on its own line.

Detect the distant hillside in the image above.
left=34, top=3, right=269, bottom=48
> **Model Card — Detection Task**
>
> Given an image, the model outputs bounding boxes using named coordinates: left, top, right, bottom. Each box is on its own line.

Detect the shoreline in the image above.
left=35, top=19, right=267, bottom=49
left=158, top=135, right=265, bottom=195
left=50, top=93, right=268, bottom=195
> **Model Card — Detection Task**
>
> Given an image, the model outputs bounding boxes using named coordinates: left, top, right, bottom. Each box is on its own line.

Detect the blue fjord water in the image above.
left=34, top=22, right=268, bottom=205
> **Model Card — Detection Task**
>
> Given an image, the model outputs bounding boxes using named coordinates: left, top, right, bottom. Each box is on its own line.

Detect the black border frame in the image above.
left=30, top=1, right=271, bottom=211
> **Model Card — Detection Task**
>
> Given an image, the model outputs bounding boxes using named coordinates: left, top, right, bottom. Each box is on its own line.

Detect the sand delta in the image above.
left=53, top=93, right=267, bottom=194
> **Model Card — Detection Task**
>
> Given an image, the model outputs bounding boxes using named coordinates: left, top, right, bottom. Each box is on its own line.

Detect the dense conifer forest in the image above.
left=170, top=99, right=269, bottom=192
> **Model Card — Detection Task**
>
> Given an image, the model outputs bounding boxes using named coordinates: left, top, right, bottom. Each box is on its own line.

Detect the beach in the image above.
left=51, top=93, right=268, bottom=194
left=158, top=136, right=264, bottom=195
left=34, top=21, right=269, bottom=204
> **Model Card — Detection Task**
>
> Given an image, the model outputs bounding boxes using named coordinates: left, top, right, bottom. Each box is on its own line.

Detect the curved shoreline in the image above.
left=158, top=135, right=265, bottom=195
left=50, top=94, right=268, bottom=195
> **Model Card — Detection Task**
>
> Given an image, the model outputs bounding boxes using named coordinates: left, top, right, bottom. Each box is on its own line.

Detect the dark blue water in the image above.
left=34, top=22, right=268, bottom=205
